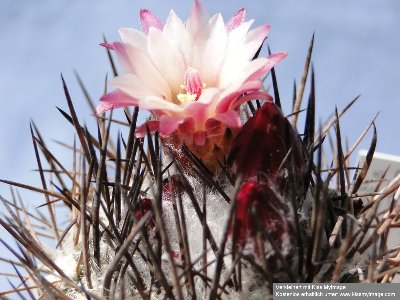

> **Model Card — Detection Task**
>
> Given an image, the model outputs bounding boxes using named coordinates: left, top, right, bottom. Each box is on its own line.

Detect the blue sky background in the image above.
left=1, top=0, right=400, bottom=294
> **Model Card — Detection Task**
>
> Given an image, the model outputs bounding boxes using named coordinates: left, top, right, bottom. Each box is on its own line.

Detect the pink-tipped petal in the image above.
left=135, top=121, right=160, bottom=138
left=186, top=0, right=210, bottom=35
left=225, top=8, right=246, bottom=32
left=248, top=52, right=288, bottom=82
left=140, top=9, right=164, bottom=34
left=193, top=130, right=206, bottom=146
left=265, top=52, right=288, bottom=68
left=214, top=110, right=241, bottom=128
left=97, top=90, right=139, bottom=114
left=111, top=42, right=134, bottom=73
left=222, top=52, right=286, bottom=88
left=216, top=80, right=262, bottom=113
left=159, top=115, right=185, bottom=136
left=99, top=42, right=114, bottom=50
left=230, top=91, right=273, bottom=111
left=245, top=24, right=271, bottom=59
left=246, top=24, right=271, bottom=44
left=96, top=101, right=114, bottom=115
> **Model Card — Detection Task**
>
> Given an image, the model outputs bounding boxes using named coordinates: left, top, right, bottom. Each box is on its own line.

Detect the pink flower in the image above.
left=97, top=0, right=286, bottom=168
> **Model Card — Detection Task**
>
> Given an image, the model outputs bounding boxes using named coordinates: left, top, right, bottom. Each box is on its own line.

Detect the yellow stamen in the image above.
left=177, top=92, right=197, bottom=104
left=176, top=74, right=206, bottom=104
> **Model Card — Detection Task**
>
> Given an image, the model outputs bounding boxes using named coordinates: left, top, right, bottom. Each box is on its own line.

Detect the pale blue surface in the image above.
left=0, top=0, right=400, bottom=295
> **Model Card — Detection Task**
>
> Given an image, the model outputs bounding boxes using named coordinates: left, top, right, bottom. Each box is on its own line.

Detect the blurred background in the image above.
left=0, top=0, right=399, bottom=294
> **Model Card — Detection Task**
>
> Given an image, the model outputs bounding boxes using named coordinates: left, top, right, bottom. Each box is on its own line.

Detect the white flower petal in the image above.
left=236, top=58, right=269, bottom=82
left=163, top=10, right=192, bottom=65
left=147, top=27, right=186, bottom=97
left=227, top=20, right=254, bottom=51
left=196, top=87, right=219, bottom=105
left=219, top=20, right=255, bottom=88
left=111, top=74, right=153, bottom=99
left=190, top=13, right=227, bottom=86
left=186, top=0, right=210, bottom=36
left=118, top=28, right=148, bottom=50
left=220, top=57, right=267, bottom=88
left=140, top=96, right=184, bottom=113
left=121, top=43, right=172, bottom=100
left=245, top=24, right=271, bottom=57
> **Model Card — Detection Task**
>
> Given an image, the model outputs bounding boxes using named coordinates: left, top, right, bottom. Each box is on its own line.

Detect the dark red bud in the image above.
left=228, top=102, right=303, bottom=183
left=232, top=181, right=290, bottom=246
left=230, top=181, right=296, bottom=269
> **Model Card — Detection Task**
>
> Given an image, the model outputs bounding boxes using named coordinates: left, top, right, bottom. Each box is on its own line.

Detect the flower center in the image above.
left=177, top=67, right=205, bottom=104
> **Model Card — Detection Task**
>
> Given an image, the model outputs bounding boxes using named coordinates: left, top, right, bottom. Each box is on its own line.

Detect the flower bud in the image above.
left=228, top=102, right=303, bottom=184
left=231, top=181, right=297, bottom=273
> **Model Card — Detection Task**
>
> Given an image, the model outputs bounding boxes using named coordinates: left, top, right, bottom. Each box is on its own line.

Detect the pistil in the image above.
left=177, top=67, right=204, bottom=104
